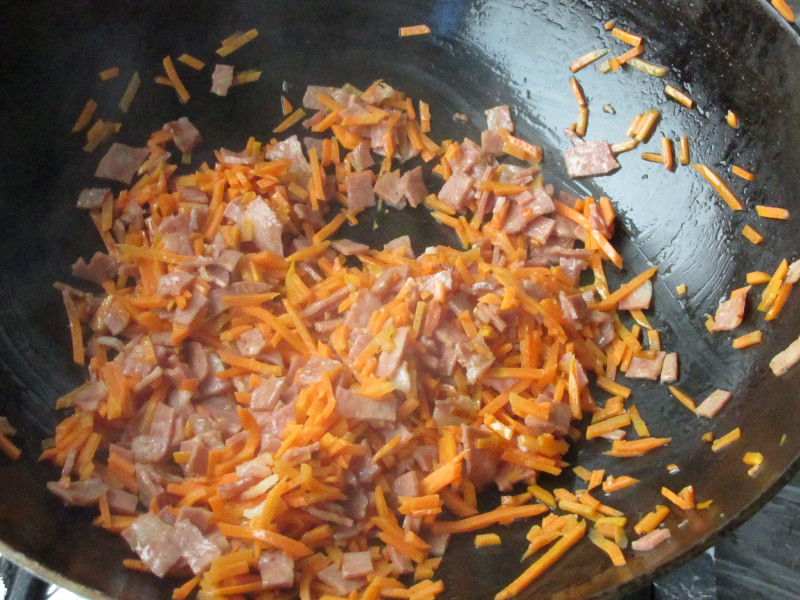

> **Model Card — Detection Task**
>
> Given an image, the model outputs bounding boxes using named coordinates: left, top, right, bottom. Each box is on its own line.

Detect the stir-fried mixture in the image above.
left=43, top=78, right=675, bottom=600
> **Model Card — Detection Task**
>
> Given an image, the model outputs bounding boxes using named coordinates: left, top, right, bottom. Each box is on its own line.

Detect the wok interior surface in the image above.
left=2, top=0, right=800, bottom=598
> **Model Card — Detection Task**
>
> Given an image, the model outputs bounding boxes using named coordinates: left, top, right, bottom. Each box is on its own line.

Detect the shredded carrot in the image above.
left=664, top=84, right=695, bottom=108
left=0, top=432, right=21, bottom=461
left=755, top=205, right=789, bottom=220
left=742, top=225, right=763, bottom=244
left=494, top=520, right=586, bottom=600
left=679, top=135, right=690, bottom=165
left=610, top=27, right=642, bottom=46
left=691, top=163, right=743, bottom=210
left=633, top=505, right=669, bottom=535
left=772, top=0, right=796, bottom=22
left=273, top=108, right=307, bottom=133
left=731, top=165, right=755, bottom=181
left=747, top=271, right=771, bottom=285
left=711, top=427, right=742, bottom=451
left=99, top=66, right=119, bottom=81
left=216, top=29, right=259, bottom=57
left=474, top=533, right=502, bottom=547
left=162, top=56, right=190, bottom=104
left=399, top=24, right=432, bottom=37
left=570, top=48, right=610, bottom=72
left=667, top=386, right=696, bottom=411
left=726, top=109, right=739, bottom=128
left=71, top=99, right=97, bottom=133
left=177, top=54, right=205, bottom=70
left=661, top=137, right=674, bottom=171
left=594, top=266, right=658, bottom=311
left=733, top=331, right=763, bottom=349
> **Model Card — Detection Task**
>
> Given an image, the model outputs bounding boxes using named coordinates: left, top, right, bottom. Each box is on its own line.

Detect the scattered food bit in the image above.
left=641, top=152, right=664, bottom=164
left=603, top=103, right=615, bottom=114
left=216, top=28, right=259, bottom=56
left=569, top=48, right=610, bottom=72
left=664, top=84, right=695, bottom=109
left=399, top=24, right=432, bottom=36
left=676, top=283, right=687, bottom=295
left=177, top=53, right=205, bottom=70
left=701, top=432, right=715, bottom=442
left=732, top=330, right=763, bottom=349
left=627, top=57, right=668, bottom=77
left=564, top=139, right=620, bottom=177
left=452, top=112, right=470, bottom=122
left=661, top=137, right=674, bottom=171
left=711, top=427, right=742, bottom=451
left=83, top=119, right=119, bottom=153
left=631, top=527, right=671, bottom=551
left=273, top=108, right=306, bottom=133
left=731, top=165, right=755, bottom=181
left=118, top=71, right=141, bottom=114
left=610, top=27, right=642, bottom=46
left=666, top=464, right=679, bottom=473
left=743, top=452, right=764, bottom=466
left=770, top=332, right=800, bottom=375
left=604, top=19, right=617, bottom=30
left=691, top=163, right=743, bottom=210
left=98, top=66, right=119, bottom=81
left=747, top=271, right=771, bottom=285
left=280, top=95, right=293, bottom=115
left=755, top=205, right=790, bottom=220
left=232, top=69, right=262, bottom=86
left=161, top=55, right=190, bottom=104
left=211, top=64, right=234, bottom=96
left=474, top=533, right=502, bottom=547
left=667, top=386, right=696, bottom=411
left=742, top=225, right=763, bottom=244
left=634, top=109, right=660, bottom=142
left=71, top=98, right=98, bottom=133
left=679, top=135, right=689, bottom=165
left=711, top=286, right=749, bottom=331
left=726, top=110, right=739, bottom=128
left=695, top=390, right=731, bottom=418
left=0, top=416, right=20, bottom=461
left=772, top=0, right=796, bottom=22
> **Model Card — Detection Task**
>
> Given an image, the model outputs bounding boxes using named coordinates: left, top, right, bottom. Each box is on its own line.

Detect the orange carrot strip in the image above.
left=732, top=165, right=755, bottom=181
left=71, top=99, right=98, bottom=132
left=679, top=135, right=690, bottom=165
left=216, top=29, right=259, bottom=57
left=177, top=54, right=205, bottom=70
left=667, top=386, right=696, bottom=411
left=431, top=504, right=548, bottom=534
left=733, top=330, right=763, bottom=348
left=0, top=432, right=21, bottom=461
left=494, top=520, right=586, bottom=600
left=162, top=56, right=190, bottom=104
left=742, top=225, right=763, bottom=244
left=772, top=0, right=796, bottom=22
left=610, top=27, right=642, bottom=46
left=664, top=84, right=695, bottom=108
left=99, top=66, right=119, bottom=81
left=711, top=427, right=741, bottom=451
left=569, top=48, right=610, bottom=72
left=399, top=24, right=432, bottom=37
left=755, top=205, right=789, bottom=220
left=633, top=505, right=670, bottom=535
left=691, top=164, right=743, bottom=210
left=594, top=266, right=658, bottom=310
left=273, top=108, right=307, bottom=133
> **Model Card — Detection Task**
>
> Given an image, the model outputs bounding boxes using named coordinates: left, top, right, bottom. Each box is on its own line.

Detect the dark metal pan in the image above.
left=2, top=1, right=800, bottom=598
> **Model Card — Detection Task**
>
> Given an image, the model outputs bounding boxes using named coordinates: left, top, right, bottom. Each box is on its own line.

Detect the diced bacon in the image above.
left=387, top=546, right=414, bottom=575
left=345, top=170, right=376, bottom=215
left=345, top=289, right=382, bottom=330
left=335, top=386, right=397, bottom=422
left=525, top=401, right=571, bottom=437
left=244, top=198, right=284, bottom=256
left=455, top=337, right=495, bottom=383
left=265, top=135, right=311, bottom=185
left=211, top=64, right=234, bottom=96
left=341, top=551, right=373, bottom=579
left=438, top=171, right=475, bottom=211
left=156, top=271, right=195, bottom=296
left=345, top=141, right=375, bottom=172
left=564, top=127, right=584, bottom=146
left=384, top=235, right=413, bottom=256
left=589, top=201, right=613, bottom=239
left=461, top=425, right=500, bottom=490
left=219, top=148, right=255, bottom=165
left=300, top=284, right=355, bottom=319
left=171, top=518, right=223, bottom=575
left=392, top=471, right=420, bottom=497
left=174, top=290, right=208, bottom=328
left=657, top=352, right=678, bottom=383
left=399, top=166, right=428, bottom=207
left=564, top=140, right=620, bottom=178
left=374, top=171, right=405, bottom=207
left=107, top=488, right=139, bottom=515
left=712, top=288, right=748, bottom=331
left=786, top=258, right=800, bottom=284
left=376, top=327, right=411, bottom=378
left=485, top=105, right=514, bottom=132
left=559, top=292, right=588, bottom=325
left=164, top=117, right=202, bottom=155
left=481, top=130, right=505, bottom=155
left=76, top=187, right=111, bottom=209
left=330, top=239, right=369, bottom=255
left=73, top=380, right=107, bottom=412
left=71, top=252, right=117, bottom=285
left=695, top=389, right=732, bottom=418
left=317, top=564, right=363, bottom=595
left=122, top=513, right=183, bottom=577
left=632, top=528, right=672, bottom=551
left=180, top=438, right=210, bottom=476
left=625, top=352, right=666, bottom=380
left=302, top=85, right=337, bottom=110
left=237, top=327, right=266, bottom=357
left=95, top=143, right=149, bottom=184
left=449, top=138, right=484, bottom=176
left=259, top=551, right=295, bottom=589
left=618, top=280, right=653, bottom=311
left=526, top=216, right=556, bottom=245
left=771, top=333, right=800, bottom=376
left=46, top=475, right=108, bottom=506
left=131, top=402, right=177, bottom=463
left=179, top=185, right=209, bottom=204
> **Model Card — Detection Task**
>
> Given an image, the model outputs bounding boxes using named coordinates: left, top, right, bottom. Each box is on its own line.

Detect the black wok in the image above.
left=2, top=1, right=800, bottom=598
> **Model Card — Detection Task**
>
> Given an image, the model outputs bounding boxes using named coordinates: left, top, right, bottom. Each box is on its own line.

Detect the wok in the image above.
left=1, top=0, right=800, bottom=598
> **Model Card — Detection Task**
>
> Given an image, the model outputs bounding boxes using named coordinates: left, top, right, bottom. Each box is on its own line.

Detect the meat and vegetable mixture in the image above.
left=26, top=12, right=800, bottom=600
